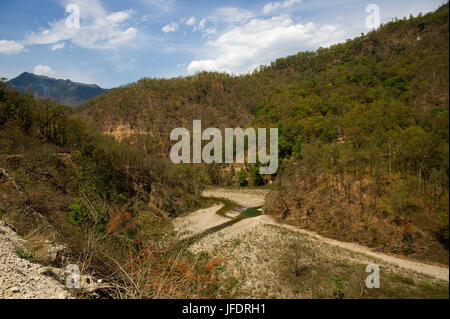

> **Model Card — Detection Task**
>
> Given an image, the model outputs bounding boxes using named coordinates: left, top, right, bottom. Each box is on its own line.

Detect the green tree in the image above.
left=237, top=168, right=248, bottom=187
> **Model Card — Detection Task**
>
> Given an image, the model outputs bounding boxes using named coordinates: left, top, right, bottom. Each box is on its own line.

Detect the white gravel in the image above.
left=201, top=188, right=269, bottom=207
left=0, top=221, right=70, bottom=299
left=173, top=204, right=229, bottom=239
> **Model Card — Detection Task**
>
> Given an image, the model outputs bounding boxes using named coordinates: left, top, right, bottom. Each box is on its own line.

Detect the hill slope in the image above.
left=0, top=78, right=219, bottom=298
left=77, top=4, right=449, bottom=264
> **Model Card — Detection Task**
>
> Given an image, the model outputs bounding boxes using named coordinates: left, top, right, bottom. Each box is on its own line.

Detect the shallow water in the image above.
left=241, top=206, right=263, bottom=218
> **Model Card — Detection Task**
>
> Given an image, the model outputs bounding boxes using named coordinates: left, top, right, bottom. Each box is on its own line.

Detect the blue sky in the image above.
left=0, top=0, right=446, bottom=88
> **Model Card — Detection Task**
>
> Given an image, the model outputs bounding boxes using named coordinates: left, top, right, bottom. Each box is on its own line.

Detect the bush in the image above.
left=17, top=248, right=34, bottom=262
left=237, top=168, right=248, bottom=187
left=390, top=180, right=411, bottom=214
left=249, top=166, right=265, bottom=186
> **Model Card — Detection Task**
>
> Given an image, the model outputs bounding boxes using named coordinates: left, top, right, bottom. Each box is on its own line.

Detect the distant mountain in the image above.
left=7, top=72, right=107, bottom=106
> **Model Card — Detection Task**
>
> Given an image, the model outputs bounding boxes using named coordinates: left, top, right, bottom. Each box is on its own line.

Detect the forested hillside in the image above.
left=76, top=4, right=449, bottom=264
left=0, top=79, right=223, bottom=298
left=258, top=6, right=449, bottom=264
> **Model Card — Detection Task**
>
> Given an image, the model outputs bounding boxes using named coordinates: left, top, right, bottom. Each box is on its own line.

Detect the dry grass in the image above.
left=200, top=223, right=448, bottom=299
left=0, top=176, right=224, bottom=299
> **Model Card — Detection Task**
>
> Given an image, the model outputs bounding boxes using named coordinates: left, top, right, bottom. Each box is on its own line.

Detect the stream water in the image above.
left=181, top=205, right=263, bottom=245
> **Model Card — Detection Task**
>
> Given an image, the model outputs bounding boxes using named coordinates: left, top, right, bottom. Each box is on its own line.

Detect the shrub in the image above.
left=237, top=168, right=248, bottom=187
left=17, top=248, right=34, bottom=262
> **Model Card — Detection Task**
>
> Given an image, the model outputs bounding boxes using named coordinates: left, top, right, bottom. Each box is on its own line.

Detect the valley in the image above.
left=177, top=188, right=448, bottom=298
left=0, top=3, right=449, bottom=300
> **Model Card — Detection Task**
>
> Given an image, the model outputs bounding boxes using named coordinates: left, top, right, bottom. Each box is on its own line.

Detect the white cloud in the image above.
left=0, top=40, right=24, bottom=54
left=192, top=7, right=253, bottom=36
left=34, top=65, right=54, bottom=75
left=106, top=10, right=133, bottom=23
left=187, top=60, right=217, bottom=73
left=49, top=42, right=65, bottom=51
left=263, top=0, right=302, bottom=14
left=185, top=16, right=196, bottom=26
left=162, top=22, right=179, bottom=33
left=24, top=1, right=137, bottom=50
left=213, top=7, right=253, bottom=24
left=204, top=28, right=217, bottom=35
left=187, top=14, right=345, bottom=74
left=193, top=18, right=207, bottom=31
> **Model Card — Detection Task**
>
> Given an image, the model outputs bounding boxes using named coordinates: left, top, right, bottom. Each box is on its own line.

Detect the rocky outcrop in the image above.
left=0, top=220, right=70, bottom=299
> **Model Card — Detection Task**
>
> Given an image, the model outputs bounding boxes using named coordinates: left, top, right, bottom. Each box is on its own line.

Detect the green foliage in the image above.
left=292, top=136, right=303, bottom=159
left=237, top=168, right=248, bottom=187
left=278, top=134, right=292, bottom=158
left=390, top=180, right=411, bottom=214
left=249, top=166, right=265, bottom=186
left=16, top=248, right=34, bottom=262
left=331, top=276, right=345, bottom=299
left=68, top=203, right=90, bottom=226
left=1, top=4, right=448, bottom=277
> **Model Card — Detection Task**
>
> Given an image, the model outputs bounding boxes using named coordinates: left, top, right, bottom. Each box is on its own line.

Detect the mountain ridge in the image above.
left=7, top=72, right=107, bottom=106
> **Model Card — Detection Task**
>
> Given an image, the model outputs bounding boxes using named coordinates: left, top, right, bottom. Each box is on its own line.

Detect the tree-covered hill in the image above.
left=0, top=79, right=222, bottom=297
left=75, top=4, right=449, bottom=264
left=77, top=4, right=448, bottom=162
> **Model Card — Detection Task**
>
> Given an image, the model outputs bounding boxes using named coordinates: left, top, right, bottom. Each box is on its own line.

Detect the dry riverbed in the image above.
left=174, top=188, right=449, bottom=299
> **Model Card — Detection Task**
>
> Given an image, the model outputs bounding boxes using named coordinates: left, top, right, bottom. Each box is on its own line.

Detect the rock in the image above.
left=0, top=222, right=72, bottom=299
left=30, top=239, right=68, bottom=266
left=58, top=292, right=67, bottom=299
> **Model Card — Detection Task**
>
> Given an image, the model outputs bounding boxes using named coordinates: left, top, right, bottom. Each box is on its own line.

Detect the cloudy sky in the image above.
left=0, top=0, right=446, bottom=88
